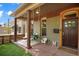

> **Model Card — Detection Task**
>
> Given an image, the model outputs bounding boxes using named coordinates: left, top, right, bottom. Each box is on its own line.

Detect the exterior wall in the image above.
left=33, top=16, right=60, bottom=47
left=10, top=19, right=27, bottom=35
left=46, top=16, right=60, bottom=47
left=33, top=20, right=40, bottom=35
left=17, top=19, right=27, bottom=34
left=20, top=20, right=26, bottom=34
left=24, top=20, right=27, bottom=33
left=17, top=19, right=23, bottom=34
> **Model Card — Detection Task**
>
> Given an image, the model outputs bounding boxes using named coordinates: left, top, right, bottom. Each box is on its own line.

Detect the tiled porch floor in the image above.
left=14, top=40, right=77, bottom=56
left=14, top=39, right=39, bottom=48
left=28, top=43, right=77, bottom=56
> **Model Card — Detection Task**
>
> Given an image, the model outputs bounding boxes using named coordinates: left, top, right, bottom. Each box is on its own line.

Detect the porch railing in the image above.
left=0, top=34, right=24, bottom=44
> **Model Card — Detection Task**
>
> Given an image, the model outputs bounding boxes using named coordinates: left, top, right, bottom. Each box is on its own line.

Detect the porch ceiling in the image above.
left=11, top=3, right=44, bottom=17
left=34, top=3, right=79, bottom=19
left=11, top=3, right=79, bottom=20
left=40, top=3, right=79, bottom=14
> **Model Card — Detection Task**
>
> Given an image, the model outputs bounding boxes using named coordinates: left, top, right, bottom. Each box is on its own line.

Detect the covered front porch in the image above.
left=11, top=3, right=79, bottom=55
left=14, top=40, right=77, bottom=56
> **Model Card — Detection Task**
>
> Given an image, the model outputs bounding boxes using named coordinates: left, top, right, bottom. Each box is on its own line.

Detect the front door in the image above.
left=62, top=15, right=78, bottom=49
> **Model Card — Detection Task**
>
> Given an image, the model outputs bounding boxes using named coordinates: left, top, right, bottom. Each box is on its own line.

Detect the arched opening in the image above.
left=59, top=7, right=79, bottom=50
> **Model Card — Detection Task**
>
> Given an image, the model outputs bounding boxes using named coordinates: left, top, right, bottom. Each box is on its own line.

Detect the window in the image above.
left=41, top=19, right=47, bottom=36
left=18, top=27, right=21, bottom=33
left=42, top=28, right=46, bottom=36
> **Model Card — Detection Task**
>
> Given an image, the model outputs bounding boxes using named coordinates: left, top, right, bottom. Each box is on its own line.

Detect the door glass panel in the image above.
left=68, top=21, right=71, bottom=24
left=65, top=22, right=67, bottom=25
left=72, top=21, right=75, bottom=23
left=64, top=20, right=76, bottom=28
left=71, top=21, right=76, bottom=27
left=64, top=21, right=68, bottom=28
left=72, top=24, right=75, bottom=27
left=68, top=24, right=71, bottom=27
left=65, top=24, right=68, bottom=27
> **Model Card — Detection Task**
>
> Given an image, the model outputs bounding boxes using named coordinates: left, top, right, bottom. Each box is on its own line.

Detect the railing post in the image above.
left=9, top=35, right=11, bottom=43
left=2, top=36, right=4, bottom=44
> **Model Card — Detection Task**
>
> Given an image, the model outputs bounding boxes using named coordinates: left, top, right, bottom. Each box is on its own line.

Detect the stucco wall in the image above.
left=17, top=19, right=27, bottom=34
left=24, top=20, right=27, bottom=33
left=33, top=20, right=40, bottom=35
left=33, top=16, right=60, bottom=47
left=46, top=16, right=60, bottom=47
left=21, top=20, right=27, bottom=34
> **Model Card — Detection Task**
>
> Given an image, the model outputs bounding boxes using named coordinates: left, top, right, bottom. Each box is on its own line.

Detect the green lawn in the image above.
left=0, top=43, right=32, bottom=56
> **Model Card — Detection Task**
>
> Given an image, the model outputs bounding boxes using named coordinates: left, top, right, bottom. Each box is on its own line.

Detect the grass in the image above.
left=0, top=43, right=32, bottom=56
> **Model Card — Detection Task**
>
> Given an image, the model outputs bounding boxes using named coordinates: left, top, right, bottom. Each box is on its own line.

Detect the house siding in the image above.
left=46, top=16, right=60, bottom=47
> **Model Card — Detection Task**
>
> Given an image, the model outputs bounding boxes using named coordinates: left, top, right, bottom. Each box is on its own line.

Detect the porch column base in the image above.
left=27, top=46, right=32, bottom=49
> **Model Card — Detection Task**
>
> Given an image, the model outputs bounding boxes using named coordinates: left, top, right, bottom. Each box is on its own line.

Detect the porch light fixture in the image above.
left=36, top=11, right=40, bottom=14
left=31, top=20, right=34, bottom=24
left=35, top=8, right=40, bottom=14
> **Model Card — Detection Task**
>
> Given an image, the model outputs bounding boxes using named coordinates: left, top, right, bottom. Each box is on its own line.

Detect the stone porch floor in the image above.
left=27, top=43, right=77, bottom=56
left=14, top=40, right=78, bottom=56
left=14, top=39, right=39, bottom=48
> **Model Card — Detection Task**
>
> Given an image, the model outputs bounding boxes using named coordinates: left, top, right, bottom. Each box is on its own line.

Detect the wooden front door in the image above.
left=62, top=15, right=78, bottom=49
